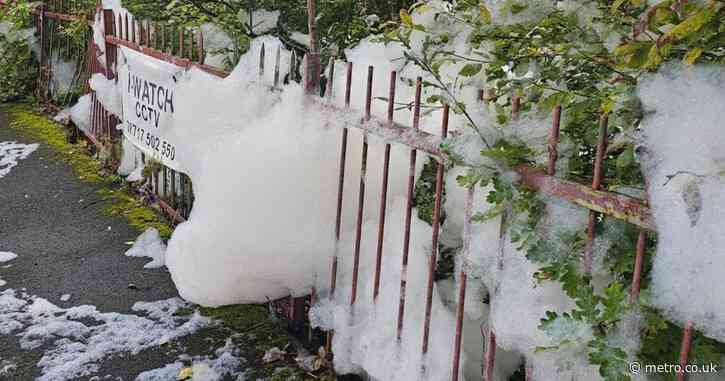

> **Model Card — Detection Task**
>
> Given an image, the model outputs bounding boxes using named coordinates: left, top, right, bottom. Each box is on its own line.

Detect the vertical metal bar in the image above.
left=344, top=63, right=351, bottom=107
left=422, top=104, right=449, bottom=356
left=677, top=321, right=694, bottom=381
left=36, top=3, right=46, bottom=102
left=197, top=27, right=204, bottom=64
left=151, top=21, right=159, bottom=49
left=584, top=113, right=609, bottom=273
left=305, top=0, right=320, bottom=94
left=396, top=77, right=422, bottom=341
left=329, top=62, right=351, bottom=299
left=484, top=330, right=496, bottom=381
left=170, top=169, right=177, bottom=208
left=259, top=43, right=265, bottom=78
left=161, top=165, right=169, bottom=197
left=178, top=28, right=184, bottom=57
left=630, top=230, right=647, bottom=302
left=161, top=24, right=166, bottom=52
left=131, top=18, right=136, bottom=44
left=511, top=95, right=521, bottom=120
left=372, top=71, right=396, bottom=301
left=185, top=175, right=193, bottom=218
left=179, top=174, right=186, bottom=216
left=153, top=168, right=159, bottom=197
left=526, top=364, right=534, bottom=381
left=547, top=105, right=562, bottom=176
left=90, top=92, right=96, bottom=137
left=451, top=185, right=474, bottom=381
left=273, top=45, right=281, bottom=88
left=124, top=14, right=128, bottom=42
left=102, top=10, right=117, bottom=80
left=145, top=20, right=151, bottom=47
left=349, top=66, right=374, bottom=307
left=325, top=57, right=336, bottom=98
left=189, top=29, right=195, bottom=61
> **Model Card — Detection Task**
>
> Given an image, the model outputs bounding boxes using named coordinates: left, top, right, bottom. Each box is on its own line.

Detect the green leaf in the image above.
left=610, top=0, right=627, bottom=13
left=616, top=147, right=635, bottom=168
left=601, top=98, right=616, bottom=114
left=684, top=47, right=704, bottom=64
left=400, top=9, right=413, bottom=27
left=479, top=4, right=492, bottom=24
left=665, top=7, right=716, bottom=41
left=613, top=41, right=652, bottom=68
left=472, top=204, right=505, bottom=222
left=426, top=95, right=442, bottom=104
left=510, top=2, right=528, bottom=15
left=588, top=339, right=631, bottom=381
left=644, top=44, right=664, bottom=69
left=538, top=92, right=570, bottom=115
left=601, top=282, right=628, bottom=324
left=459, top=63, right=482, bottom=77
left=480, top=139, right=534, bottom=167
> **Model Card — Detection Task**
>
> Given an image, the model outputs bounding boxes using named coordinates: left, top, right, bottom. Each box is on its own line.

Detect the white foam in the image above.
left=0, top=141, right=39, bottom=178
left=638, top=64, right=725, bottom=342
left=135, top=338, right=244, bottom=381
left=0, top=289, right=210, bottom=381
left=125, top=228, right=167, bottom=269
left=0, top=252, right=17, bottom=262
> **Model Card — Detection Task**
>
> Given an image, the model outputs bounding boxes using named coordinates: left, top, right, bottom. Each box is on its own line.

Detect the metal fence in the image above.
left=14, top=1, right=700, bottom=380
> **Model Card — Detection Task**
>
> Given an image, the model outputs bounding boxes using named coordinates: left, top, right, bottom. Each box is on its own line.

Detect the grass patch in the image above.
left=3, top=103, right=105, bottom=182
left=2, top=102, right=172, bottom=238
left=199, top=304, right=337, bottom=381
left=98, top=188, right=173, bottom=239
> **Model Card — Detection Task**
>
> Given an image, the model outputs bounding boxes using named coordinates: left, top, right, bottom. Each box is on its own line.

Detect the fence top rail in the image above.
left=105, top=36, right=227, bottom=78
left=94, top=5, right=652, bottom=227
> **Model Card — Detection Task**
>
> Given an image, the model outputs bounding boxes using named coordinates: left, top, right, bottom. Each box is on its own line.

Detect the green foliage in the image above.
left=413, top=158, right=445, bottom=225
left=639, top=308, right=725, bottom=381
left=480, top=139, right=534, bottom=167
left=0, top=9, right=38, bottom=101
left=123, top=0, right=410, bottom=67
left=382, top=2, right=725, bottom=377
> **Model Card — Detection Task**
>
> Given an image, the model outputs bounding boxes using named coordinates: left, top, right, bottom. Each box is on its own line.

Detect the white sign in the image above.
left=119, top=47, right=183, bottom=172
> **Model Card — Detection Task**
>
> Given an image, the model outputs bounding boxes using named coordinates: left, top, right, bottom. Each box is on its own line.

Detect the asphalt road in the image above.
left=0, top=108, right=233, bottom=380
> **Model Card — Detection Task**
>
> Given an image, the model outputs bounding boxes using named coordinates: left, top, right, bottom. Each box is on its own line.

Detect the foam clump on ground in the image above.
left=0, top=289, right=210, bottom=381
left=638, top=64, right=725, bottom=342
left=0, top=252, right=17, bottom=262
left=55, top=94, right=92, bottom=133
left=125, top=228, right=167, bottom=269
left=0, top=141, right=39, bottom=179
left=117, top=136, right=145, bottom=180
left=135, top=338, right=244, bottom=381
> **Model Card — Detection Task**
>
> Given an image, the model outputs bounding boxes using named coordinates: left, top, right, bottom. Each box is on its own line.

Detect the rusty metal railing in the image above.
left=9, top=0, right=701, bottom=379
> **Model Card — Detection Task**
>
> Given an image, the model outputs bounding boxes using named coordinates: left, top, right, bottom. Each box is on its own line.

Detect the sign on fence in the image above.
left=119, top=46, right=183, bottom=172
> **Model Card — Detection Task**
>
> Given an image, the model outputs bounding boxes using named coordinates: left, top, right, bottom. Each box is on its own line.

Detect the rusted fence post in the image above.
left=305, top=0, right=320, bottom=94
left=102, top=8, right=117, bottom=140
left=36, top=2, right=47, bottom=102
left=678, top=321, right=694, bottom=381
